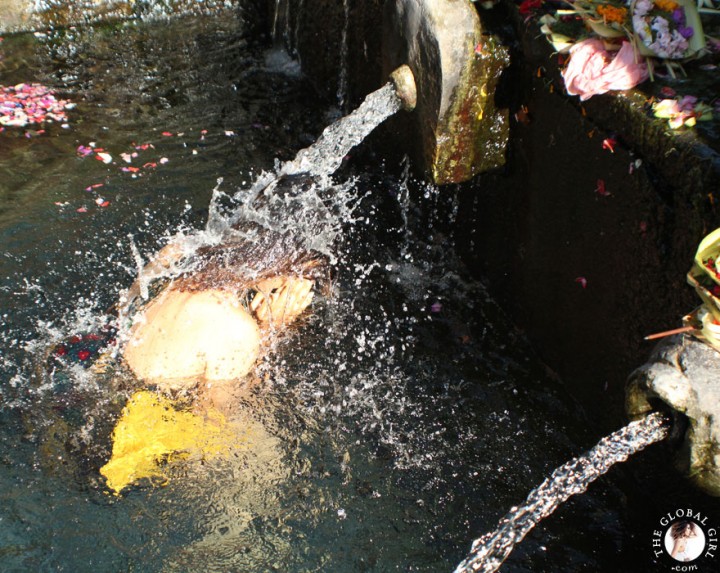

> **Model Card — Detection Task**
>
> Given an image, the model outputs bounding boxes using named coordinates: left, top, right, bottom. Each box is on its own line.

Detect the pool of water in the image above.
left=0, top=5, right=709, bottom=573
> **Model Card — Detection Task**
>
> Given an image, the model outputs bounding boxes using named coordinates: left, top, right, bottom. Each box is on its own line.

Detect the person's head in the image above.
left=670, top=520, right=697, bottom=540
left=122, top=225, right=331, bottom=396
left=172, top=223, right=330, bottom=299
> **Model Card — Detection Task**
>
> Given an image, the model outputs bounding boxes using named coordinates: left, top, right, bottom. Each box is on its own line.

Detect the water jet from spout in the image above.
left=280, top=66, right=415, bottom=178
left=454, top=411, right=670, bottom=573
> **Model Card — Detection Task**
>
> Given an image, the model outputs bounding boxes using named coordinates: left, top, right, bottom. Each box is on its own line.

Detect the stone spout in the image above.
left=626, top=334, right=720, bottom=496
left=389, top=65, right=417, bottom=112
left=382, top=0, right=509, bottom=185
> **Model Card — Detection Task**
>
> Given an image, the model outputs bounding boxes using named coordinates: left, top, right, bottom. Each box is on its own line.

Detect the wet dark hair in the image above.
left=670, top=520, right=697, bottom=540
left=173, top=223, right=330, bottom=294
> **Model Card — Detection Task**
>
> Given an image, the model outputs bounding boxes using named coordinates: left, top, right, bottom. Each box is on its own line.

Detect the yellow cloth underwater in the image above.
left=100, top=390, right=235, bottom=494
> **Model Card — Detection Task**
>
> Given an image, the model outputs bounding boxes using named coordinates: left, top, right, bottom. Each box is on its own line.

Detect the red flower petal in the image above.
left=601, top=138, right=617, bottom=153
left=595, top=179, right=610, bottom=196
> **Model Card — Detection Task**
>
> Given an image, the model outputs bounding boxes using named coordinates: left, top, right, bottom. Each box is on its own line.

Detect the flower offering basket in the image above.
left=631, top=0, right=706, bottom=60
left=543, top=0, right=707, bottom=62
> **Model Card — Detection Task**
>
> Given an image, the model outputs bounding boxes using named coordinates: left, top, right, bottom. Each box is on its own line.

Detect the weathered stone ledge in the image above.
left=504, top=1, right=720, bottom=199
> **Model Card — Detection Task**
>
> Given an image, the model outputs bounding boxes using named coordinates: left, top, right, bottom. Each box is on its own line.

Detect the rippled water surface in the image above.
left=0, top=5, right=696, bottom=573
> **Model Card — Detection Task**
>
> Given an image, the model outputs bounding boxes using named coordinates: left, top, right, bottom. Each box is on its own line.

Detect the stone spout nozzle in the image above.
left=390, top=65, right=416, bottom=112
left=626, top=335, right=720, bottom=496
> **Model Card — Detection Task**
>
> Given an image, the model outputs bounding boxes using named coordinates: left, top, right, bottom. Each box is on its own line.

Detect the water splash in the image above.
left=454, top=411, right=670, bottom=573
left=112, top=73, right=405, bottom=316
left=293, top=0, right=305, bottom=61
left=190, top=80, right=405, bottom=261
left=280, top=82, right=402, bottom=177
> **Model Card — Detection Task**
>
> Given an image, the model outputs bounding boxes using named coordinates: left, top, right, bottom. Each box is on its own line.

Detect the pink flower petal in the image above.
left=601, top=138, right=617, bottom=153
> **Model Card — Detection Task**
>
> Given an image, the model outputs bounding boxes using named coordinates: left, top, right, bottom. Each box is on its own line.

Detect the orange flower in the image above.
left=596, top=4, right=628, bottom=24
left=654, top=0, right=679, bottom=11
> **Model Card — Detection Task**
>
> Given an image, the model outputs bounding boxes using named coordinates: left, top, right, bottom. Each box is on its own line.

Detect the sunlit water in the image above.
left=0, top=6, right=684, bottom=573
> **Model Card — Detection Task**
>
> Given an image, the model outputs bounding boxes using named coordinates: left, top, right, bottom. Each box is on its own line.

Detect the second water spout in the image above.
left=454, top=411, right=670, bottom=573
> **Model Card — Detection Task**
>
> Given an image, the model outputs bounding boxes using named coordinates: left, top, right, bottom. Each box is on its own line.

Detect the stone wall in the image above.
left=0, top=0, right=135, bottom=32
left=268, top=0, right=385, bottom=110
left=452, top=3, right=720, bottom=431
left=0, top=0, right=32, bottom=32
left=0, top=1, right=249, bottom=33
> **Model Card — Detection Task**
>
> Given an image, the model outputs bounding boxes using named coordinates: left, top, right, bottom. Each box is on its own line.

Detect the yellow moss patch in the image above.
left=100, top=391, right=238, bottom=494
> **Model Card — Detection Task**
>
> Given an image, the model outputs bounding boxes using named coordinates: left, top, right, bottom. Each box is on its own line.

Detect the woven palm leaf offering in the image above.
left=631, top=0, right=706, bottom=60
left=684, top=228, right=720, bottom=349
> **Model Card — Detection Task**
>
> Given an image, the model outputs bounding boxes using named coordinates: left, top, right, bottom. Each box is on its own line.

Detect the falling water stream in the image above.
left=280, top=82, right=401, bottom=178
left=0, top=4, right=701, bottom=573
left=454, top=412, right=670, bottom=573
left=336, top=0, right=351, bottom=111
